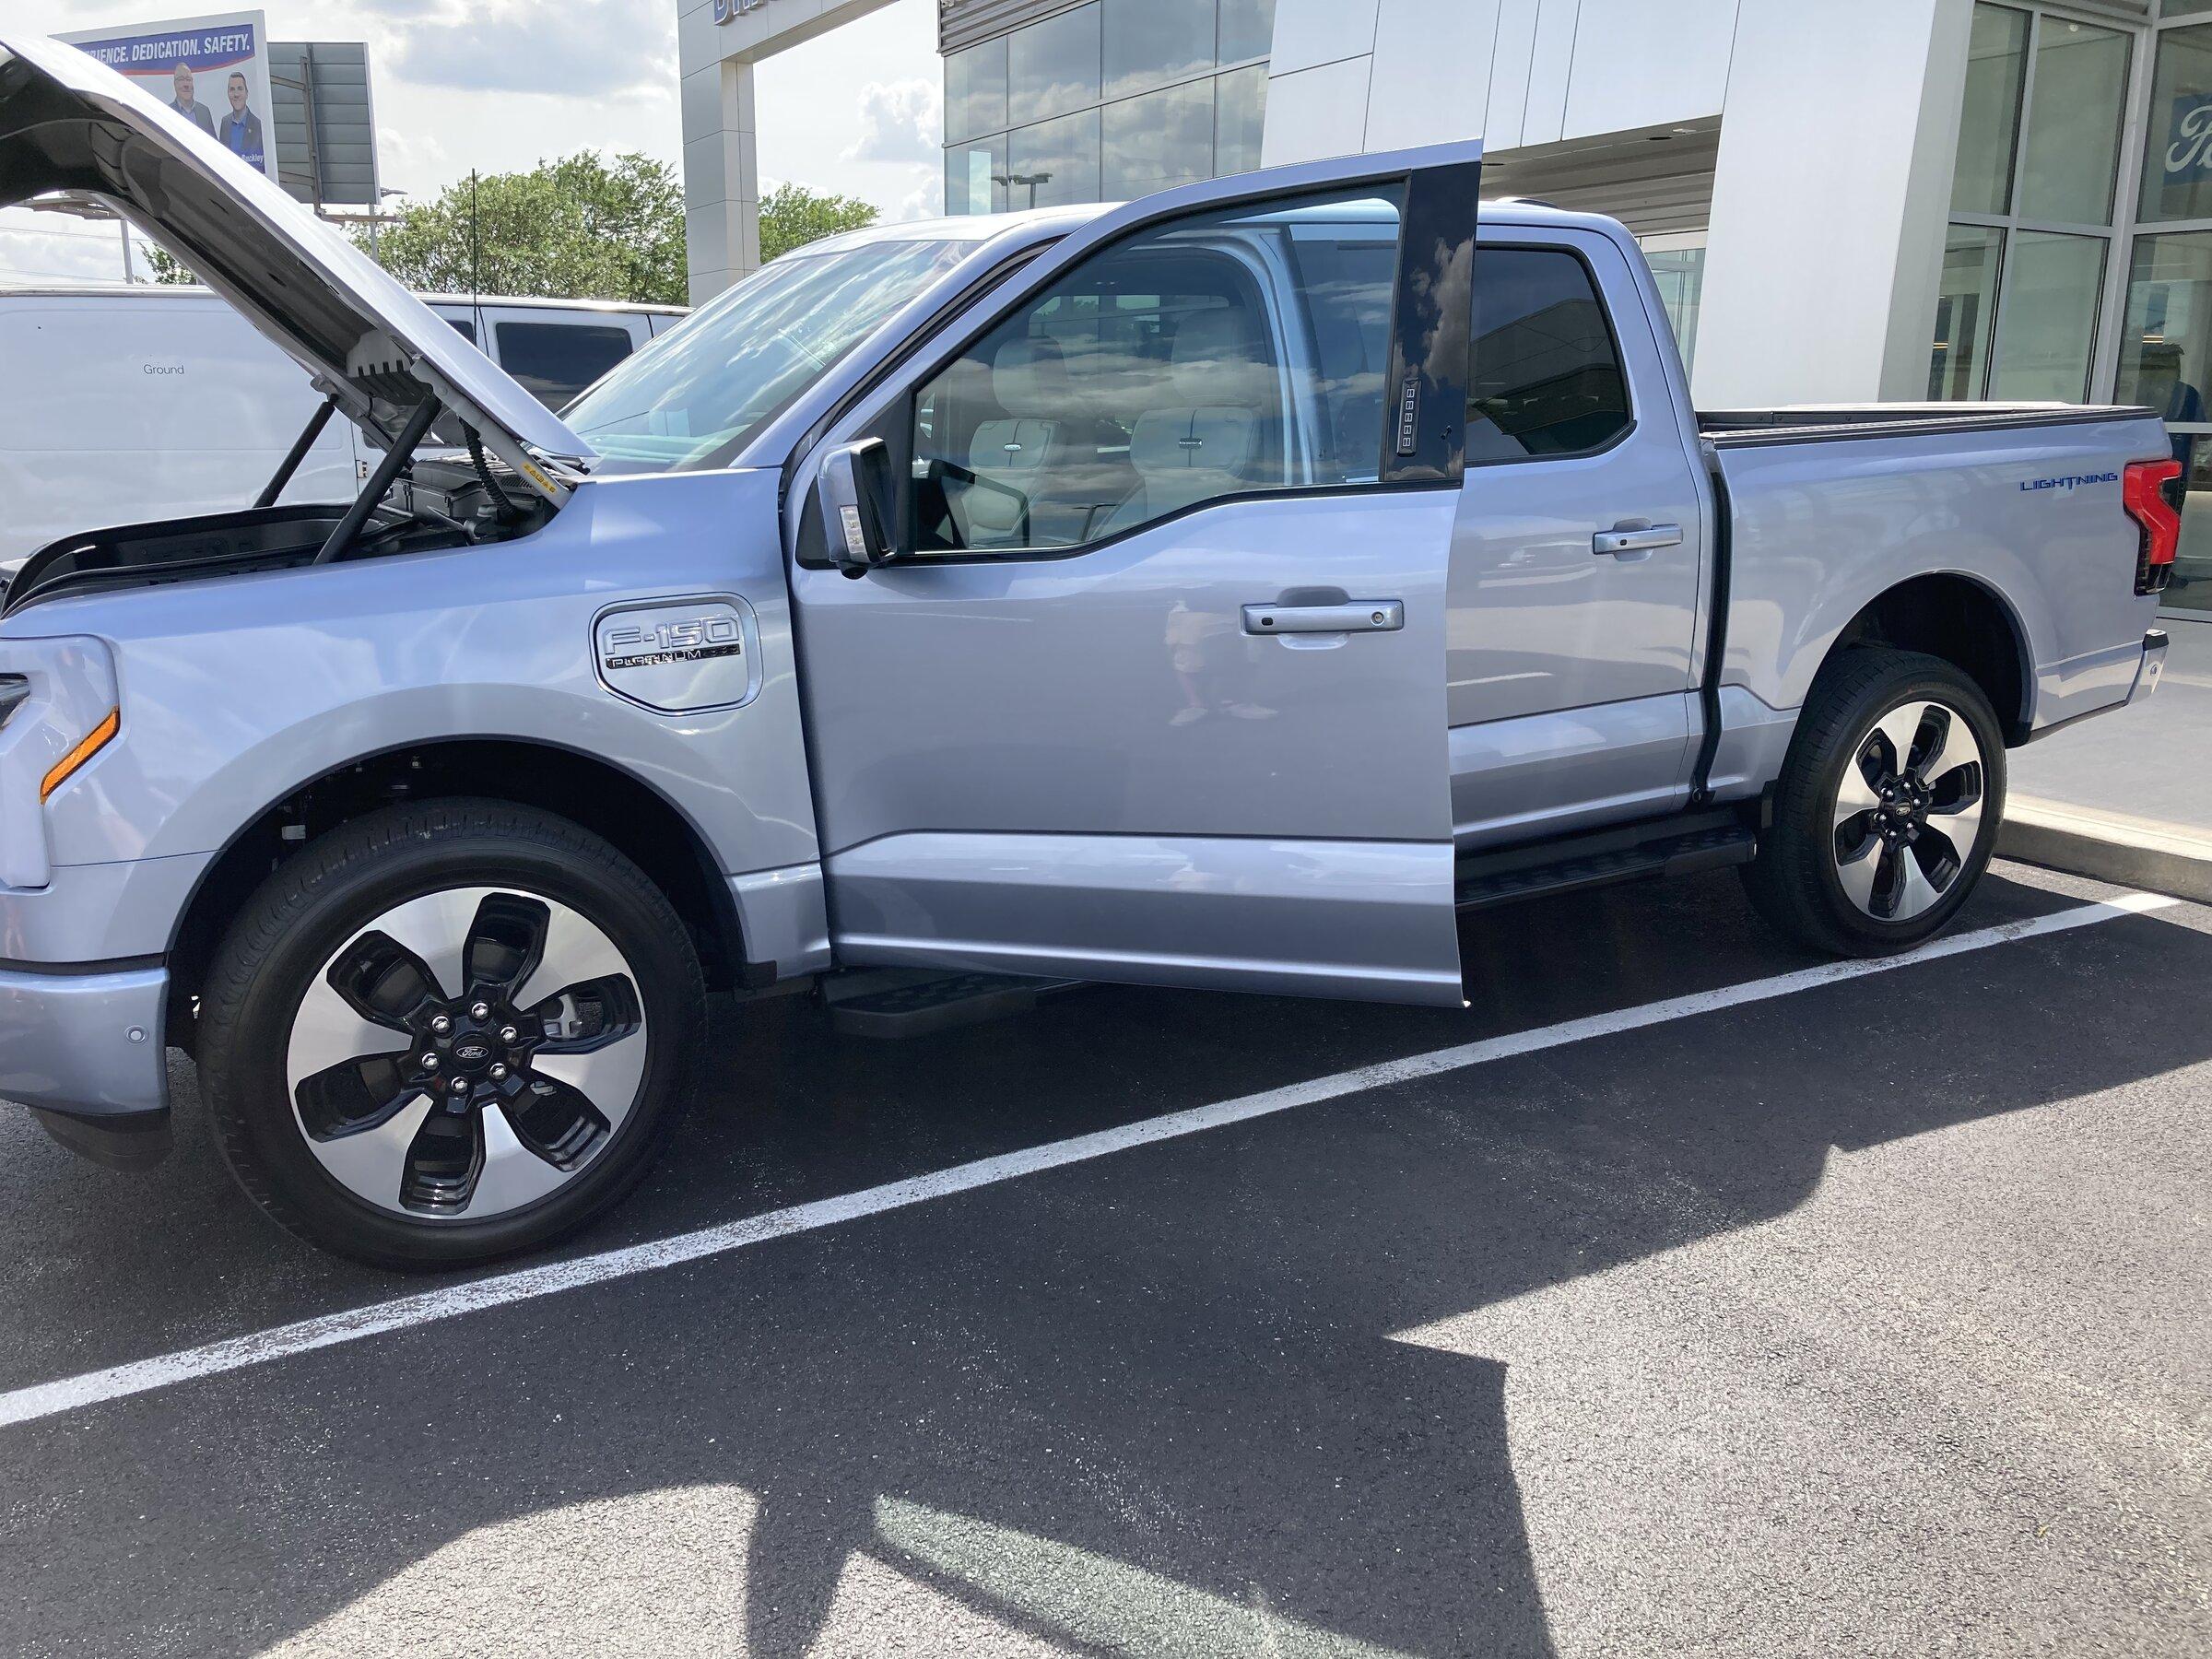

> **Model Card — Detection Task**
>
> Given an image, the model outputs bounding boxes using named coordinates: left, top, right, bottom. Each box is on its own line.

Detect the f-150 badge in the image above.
left=593, top=596, right=759, bottom=714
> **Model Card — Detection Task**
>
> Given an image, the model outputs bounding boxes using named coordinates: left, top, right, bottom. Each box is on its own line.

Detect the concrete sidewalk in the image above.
left=2005, top=615, right=2212, bottom=900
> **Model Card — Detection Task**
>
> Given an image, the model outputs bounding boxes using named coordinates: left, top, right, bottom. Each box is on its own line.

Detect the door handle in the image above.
left=1242, top=600, right=1405, bottom=635
left=1594, top=524, right=1685, bottom=556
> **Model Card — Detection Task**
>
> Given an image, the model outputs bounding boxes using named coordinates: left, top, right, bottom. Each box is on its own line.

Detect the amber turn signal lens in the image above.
left=40, top=707, right=119, bottom=801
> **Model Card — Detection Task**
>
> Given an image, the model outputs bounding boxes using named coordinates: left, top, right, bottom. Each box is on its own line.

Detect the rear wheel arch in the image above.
left=1821, top=572, right=2032, bottom=744
left=166, top=738, right=748, bottom=1048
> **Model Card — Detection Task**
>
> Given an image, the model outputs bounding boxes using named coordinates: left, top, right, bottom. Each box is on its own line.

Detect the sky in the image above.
left=0, top=0, right=944, bottom=285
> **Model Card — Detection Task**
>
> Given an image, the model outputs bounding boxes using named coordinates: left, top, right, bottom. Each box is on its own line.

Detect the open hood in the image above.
left=0, top=30, right=594, bottom=493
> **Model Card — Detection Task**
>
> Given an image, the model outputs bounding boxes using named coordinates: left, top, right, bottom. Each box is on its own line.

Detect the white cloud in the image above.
left=842, top=77, right=941, bottom=166
left=896, top=173, right=945, bottom=221
left=387, top=0, right=675, bottom=100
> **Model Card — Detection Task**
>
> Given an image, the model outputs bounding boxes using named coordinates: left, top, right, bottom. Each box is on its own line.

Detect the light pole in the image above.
left=994, top=170, right=1053, bottom=211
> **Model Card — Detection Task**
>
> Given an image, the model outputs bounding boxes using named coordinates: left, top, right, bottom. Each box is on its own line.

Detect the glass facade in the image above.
left=1934, top=5, right=2131, bottom=406
left=945, top=0, right=1275, bottom=218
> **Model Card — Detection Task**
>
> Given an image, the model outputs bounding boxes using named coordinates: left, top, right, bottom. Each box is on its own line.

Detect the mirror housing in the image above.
left=818, top=439, right=898, bottom=574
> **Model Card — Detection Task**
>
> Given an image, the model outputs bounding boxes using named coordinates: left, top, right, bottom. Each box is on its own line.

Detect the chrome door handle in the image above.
left=1242, top=600, right=1405, bottom=635
left=1594, top=524, right=1685, bottom=556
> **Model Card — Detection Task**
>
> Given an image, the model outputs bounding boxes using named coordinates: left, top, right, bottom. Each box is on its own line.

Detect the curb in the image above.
left=1999, top=796, right=2212, bottom=904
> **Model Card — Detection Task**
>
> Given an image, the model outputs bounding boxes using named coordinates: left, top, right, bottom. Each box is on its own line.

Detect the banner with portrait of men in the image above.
left=61, top=10, right=279, bottom=182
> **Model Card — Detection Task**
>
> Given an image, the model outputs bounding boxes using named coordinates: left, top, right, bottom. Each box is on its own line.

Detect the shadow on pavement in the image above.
left=1, top=874, right=2203, bottom=1655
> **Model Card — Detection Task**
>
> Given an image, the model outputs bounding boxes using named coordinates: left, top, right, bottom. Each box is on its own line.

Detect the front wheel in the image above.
left=198, top=801, right=704, bottom=1267
left=1741, top=648, right=2005, bottom=957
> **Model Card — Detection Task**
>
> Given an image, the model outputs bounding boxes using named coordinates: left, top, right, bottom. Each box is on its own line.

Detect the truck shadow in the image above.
left=6, top=876, right=2206, bottom=1656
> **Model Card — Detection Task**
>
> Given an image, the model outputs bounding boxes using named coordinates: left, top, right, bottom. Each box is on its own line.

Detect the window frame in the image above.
left=490, top=318, right=639, bottom=410
left=1461, top=238, right=1641, bottom=471
left=857, top=178, right=1465, bottom=568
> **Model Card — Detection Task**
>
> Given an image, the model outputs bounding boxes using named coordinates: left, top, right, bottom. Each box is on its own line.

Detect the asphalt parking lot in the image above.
left=1, top=862, right=2206, bottom=1657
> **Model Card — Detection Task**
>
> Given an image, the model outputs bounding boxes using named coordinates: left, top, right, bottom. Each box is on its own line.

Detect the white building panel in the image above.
left=1368, top=0, right=1500, bottom=153
left=1561, top=0, right=1738, bottom=138
left=1259, top=56, right=1377, bottom=166
left=1269, top=0, right=1382, bottom=78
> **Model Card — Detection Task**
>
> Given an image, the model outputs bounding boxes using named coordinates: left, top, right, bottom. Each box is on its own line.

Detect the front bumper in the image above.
left=0, top=963, right=171, bottom=1167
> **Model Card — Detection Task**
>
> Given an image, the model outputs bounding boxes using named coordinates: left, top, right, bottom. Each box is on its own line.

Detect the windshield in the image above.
left=563, top=238, right=971, bottom=472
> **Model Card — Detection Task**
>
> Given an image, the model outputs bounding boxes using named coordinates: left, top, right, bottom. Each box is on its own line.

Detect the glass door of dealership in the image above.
left=1937, top=1, right=2212, bottom=614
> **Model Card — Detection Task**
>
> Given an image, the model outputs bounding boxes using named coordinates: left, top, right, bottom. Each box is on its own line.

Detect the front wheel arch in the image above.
left=165, top=738, right=748, bottom=1053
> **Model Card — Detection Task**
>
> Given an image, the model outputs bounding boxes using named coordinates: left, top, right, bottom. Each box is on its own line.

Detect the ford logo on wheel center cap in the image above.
left=452, top=1036, right=494, bottom=1066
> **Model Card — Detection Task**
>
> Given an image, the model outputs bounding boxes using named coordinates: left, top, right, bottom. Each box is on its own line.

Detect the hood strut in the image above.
left=312, top=395, right=442, bottom=567
left=255, top=394, right=340, bottom=510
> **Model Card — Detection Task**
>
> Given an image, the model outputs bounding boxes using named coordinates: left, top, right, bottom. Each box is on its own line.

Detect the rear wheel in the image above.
left=199, top=800, right=703, bottom=1267
left=1741, top=648, right=2004, bottom=957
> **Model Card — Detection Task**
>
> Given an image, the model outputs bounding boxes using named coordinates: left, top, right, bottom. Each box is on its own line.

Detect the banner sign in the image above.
left=61, top=10, right=279, bottom=182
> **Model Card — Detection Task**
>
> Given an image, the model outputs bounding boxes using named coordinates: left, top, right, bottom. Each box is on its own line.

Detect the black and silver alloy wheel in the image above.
left=1741, top=647, right=2006, bottom=958
left=1830, top=699, right=1984, bottom=924
left=201, top=801, right=702, bottom=1267
left=285, top=887, right=648, bottom=1220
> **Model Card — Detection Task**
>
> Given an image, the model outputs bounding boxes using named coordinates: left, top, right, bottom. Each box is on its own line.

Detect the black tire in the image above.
left=198, top=799, right=703, bottom=1268
left=1740, top=647, right=2006, bottom=958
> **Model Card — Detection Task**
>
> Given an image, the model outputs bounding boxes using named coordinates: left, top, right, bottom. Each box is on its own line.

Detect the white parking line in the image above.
left=0, top=891, right=2178, bottom=1430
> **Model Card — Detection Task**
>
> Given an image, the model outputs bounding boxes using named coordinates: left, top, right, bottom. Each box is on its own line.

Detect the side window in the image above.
left=444, top=316, right=477, bottom=347
left=493, top=321, right=636, bottom=411
left=1466, top=248, right=1632, bottom=463
left=909, top=184, right=1406, bottom=555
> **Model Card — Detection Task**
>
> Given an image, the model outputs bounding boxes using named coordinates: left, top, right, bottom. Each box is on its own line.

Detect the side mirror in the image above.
left=818, top=439, right=898, bottom=574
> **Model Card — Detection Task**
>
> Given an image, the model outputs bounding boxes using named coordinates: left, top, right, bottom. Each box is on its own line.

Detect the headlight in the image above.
left=0, top=637, right=120, bottom=889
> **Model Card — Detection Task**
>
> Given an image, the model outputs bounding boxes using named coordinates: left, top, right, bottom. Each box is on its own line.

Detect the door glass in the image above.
left=2142, top=23, right=2212, bottom=223
left=1465, top=249, right=1631, bottom=462
left=2115, top=229, right=2212, bottom=423
left=2018, top=18, right=2130, bottom=225
left=1990, top=230, right=2105, bottom=401
left=908, top=186, right=1406, bottom=554
left=1103, top=0, right=1216, bottom=100
left=1007, top=3, right=1100, bottom=127
left=1952, top=5, right=2030, bottom=217
left=1102, top=79, right=1215, bottom=199
left=1216, top=63, right=1269, bottom=176
left=1643, top=245, right=1706, bottom=375
left=946, top=38, right=1008, bottom=143
left=1929, top=226, right=2006, bottom=399
left=1008, top=110, right=1101, bottom=207
left=492, top=321, right=635, bottom=410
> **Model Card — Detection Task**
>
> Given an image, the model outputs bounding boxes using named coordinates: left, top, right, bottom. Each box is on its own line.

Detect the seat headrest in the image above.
left=992, top=335, right=1072, bottom=418
left=1170, top=309, right=1269, bottom=405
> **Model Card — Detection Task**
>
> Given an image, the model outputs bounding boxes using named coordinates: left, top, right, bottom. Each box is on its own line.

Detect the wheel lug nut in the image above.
left=500, top=1026, right=519, bottom=1044
left=421, top=1053, right=440, bottom=1071
left=489, top=1063, right=509, bottom=1080
left=430, top=1015, right=453, bottom=1035
left=448, top=1076, right=469, bottom=1093
left=470, top=1001, right=491, bottom=1020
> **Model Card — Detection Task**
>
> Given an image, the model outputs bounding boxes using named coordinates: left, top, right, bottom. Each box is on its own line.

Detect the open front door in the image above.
left=789, top=146, right=1480, bottom=1006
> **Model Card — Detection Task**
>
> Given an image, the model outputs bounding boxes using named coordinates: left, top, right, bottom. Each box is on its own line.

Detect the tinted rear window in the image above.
left=1467, top=248, right=1632, bottom=461
left=494, top=321, right=635, bottom=410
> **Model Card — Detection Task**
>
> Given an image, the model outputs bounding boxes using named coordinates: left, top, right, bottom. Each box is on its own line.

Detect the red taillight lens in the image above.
left=2125, top=458, right=2184, bottom=595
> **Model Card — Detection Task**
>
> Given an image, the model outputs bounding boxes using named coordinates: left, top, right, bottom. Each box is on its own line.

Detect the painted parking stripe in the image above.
left=0, top=891, right=2178, bottom=1430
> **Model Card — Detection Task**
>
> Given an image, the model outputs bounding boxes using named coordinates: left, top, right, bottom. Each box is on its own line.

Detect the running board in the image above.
left=822, top=968, right=1085, bottom=1039
left=1455, top=815, right=1756, bottom=912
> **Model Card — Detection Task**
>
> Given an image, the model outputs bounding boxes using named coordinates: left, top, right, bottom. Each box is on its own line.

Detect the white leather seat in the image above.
left=960, top=335, right=1075, bottom=544
left=1100, top=309, right=1273, bottom=537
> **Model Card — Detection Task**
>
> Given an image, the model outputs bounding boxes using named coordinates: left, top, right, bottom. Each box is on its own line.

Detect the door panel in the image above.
left=1447, top=232, right=1708, bottom=839
left=1449, top=693, right=1695, bottom=851
left=794, top=489, right=1464, bottom=1004
left=789, top=151, right=1483, bottom=1006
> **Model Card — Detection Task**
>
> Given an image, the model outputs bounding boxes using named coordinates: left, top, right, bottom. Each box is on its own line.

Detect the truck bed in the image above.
left=1700, top=402, right=2158, bottom=447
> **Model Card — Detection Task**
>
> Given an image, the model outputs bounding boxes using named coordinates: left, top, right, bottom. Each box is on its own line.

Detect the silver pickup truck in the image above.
left=0, top=34, right=2175, bottom=1265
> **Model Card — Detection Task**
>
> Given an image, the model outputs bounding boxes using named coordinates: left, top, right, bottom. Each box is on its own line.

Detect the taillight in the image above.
left=2124, top=458, right=2184, bottom=596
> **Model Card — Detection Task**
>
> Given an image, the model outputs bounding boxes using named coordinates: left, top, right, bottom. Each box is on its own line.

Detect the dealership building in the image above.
left=681, top=0, right=2212, bottom=610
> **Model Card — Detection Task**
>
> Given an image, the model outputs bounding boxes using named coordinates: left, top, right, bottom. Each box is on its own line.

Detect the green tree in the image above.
left=142, top=242, right=197, bottom=285
left=358, top=152, right=686, bottom=304
left=759, top=182, right=878, bottom=264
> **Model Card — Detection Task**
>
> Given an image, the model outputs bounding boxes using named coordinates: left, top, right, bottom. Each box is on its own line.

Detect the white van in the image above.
left=0, top=286, right=682, bottom=566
